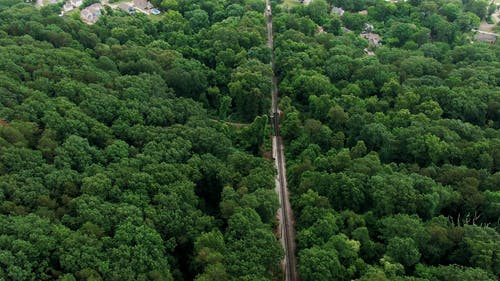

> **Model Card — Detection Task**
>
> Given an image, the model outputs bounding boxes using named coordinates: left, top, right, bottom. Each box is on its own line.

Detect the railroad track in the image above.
left=265, top=1, right=299, bottom=280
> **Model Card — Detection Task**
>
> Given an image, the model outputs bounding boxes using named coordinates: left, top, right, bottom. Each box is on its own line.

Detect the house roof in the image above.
left=87, top=3, right=102, bottom=12
left=118, top=3, right=131, bottom=10
left=361, top=32, right=381, bottom=40
left=133, top=0, right=146, bottom=8
left=364, top=48, right=375, bottom=56
left=81, top=3, right=102, bottom=22
left=133, top=0, right=153, bottom=9
left=361, top=32, right=382, bottom=47
left=332, top=7, right=344, bottom=16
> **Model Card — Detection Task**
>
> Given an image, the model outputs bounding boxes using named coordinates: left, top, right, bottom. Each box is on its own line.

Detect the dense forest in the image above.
left=274, top=0, right=499, bottom=280
left=0, top=0, right=281, bottom=280
left=0, top=0, right=499, bottom=280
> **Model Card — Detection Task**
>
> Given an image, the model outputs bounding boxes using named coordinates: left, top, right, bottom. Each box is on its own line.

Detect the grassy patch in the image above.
left=148, top=14, right=162, bottom=23
left=281, top=0, right=300, bottom=9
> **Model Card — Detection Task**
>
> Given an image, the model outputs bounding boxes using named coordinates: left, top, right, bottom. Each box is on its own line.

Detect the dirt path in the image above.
left=209, top=119, right=251, bottom=128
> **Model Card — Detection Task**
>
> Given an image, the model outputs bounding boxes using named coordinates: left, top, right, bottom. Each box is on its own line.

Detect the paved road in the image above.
left=265, top=2, right=299, bottom=281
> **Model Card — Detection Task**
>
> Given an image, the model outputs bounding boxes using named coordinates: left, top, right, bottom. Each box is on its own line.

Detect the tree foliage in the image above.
left=278, top=0, right=500, bottom=279
left=0, top=2, right=281, bottom=280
